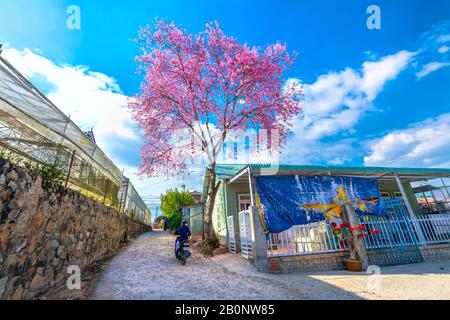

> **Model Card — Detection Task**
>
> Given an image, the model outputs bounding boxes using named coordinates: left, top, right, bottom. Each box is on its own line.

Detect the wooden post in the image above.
left=342, top=202, right=369, bottom=270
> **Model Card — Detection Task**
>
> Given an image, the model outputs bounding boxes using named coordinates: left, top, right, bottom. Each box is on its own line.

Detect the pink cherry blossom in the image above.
left=130, top=19, right=303, bottom=177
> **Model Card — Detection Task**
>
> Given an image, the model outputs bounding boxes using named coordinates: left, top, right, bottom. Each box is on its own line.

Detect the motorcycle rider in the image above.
left=175, top=221, right=191, bottom=255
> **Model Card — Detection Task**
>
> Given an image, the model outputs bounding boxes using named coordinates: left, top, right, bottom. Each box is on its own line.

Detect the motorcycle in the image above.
left=175, top=238, right=191, bottom=266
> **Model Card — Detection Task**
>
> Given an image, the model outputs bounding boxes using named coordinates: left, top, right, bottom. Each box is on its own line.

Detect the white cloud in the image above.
left=0, top=47, right=167, bottom=210
left=364, top=113, right=450, bottom=168
left=362, top=51, right=415, bottom=100
left=282, top=138, right=358, bottom=166
left=281, top=50, right=413, bottom=164
left=118, top=162, right=206, bottom=214
left=438, top=45, right=450, bottom=54
left=328, top=157, right=352, bottom=166
left=2, top=47, right=138, bottom=153
left=416, top=61, right=450, bottom=79
left=299, top=50, right=413, bottom=140
left=437, top=34, right=450, bottom=43
left=282, top=22, right=450, bottom=167
left=0, top=46, right=263, bottom=207
left=415, top=21, right=450, bottom=78
left=3, top=17, right=448, bottom=204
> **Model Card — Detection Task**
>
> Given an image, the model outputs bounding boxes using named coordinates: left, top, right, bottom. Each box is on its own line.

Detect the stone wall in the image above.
left=0, top=158, right=151, bottom=300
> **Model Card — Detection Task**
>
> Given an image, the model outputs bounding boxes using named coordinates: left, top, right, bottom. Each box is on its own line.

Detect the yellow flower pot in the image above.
left=344, top=260, right=363, bottom=272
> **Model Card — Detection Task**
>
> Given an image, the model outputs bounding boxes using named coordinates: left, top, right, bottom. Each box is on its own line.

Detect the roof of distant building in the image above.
left=83, top=129, right=96, bottom=143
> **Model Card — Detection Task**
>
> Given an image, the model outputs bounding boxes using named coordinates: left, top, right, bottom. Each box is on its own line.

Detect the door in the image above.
left=238, top=194, right=251, bottom=212
left=239, top=210, right=253, bottom=259
left=227, top=215, right=237, bottom=253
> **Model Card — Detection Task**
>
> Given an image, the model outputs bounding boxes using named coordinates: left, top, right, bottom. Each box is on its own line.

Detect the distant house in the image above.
left=83, top=129, right=96, bottom=143
left=202, top=163, right=450, bottom=272
left=181, top=190, right=205, bottom=236
left=190, top=190, right=203, bottom=204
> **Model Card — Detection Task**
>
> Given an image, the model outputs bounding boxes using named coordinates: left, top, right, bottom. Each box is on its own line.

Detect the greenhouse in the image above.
left=0, top=54, right=150, bottom=224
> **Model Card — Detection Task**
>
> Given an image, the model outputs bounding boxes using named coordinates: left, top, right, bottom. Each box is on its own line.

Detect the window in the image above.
left=394, top=192, right=403, bottom=199
left=238, top=194, right=251, bottom=212
left=380, top=192, right=390, bottom=199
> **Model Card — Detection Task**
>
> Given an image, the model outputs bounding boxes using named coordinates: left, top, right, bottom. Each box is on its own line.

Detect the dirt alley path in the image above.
left=94, top=231, right=450, bottom=300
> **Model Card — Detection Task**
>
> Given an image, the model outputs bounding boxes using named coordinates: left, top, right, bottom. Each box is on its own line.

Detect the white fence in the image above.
left=267, top=212, right=450, bottom=257
left=227, top=215, right=237, bottom=253
left=359, top=215, right=418, bottom=250
left=267, top=220, right=347, bottom=257
left=416, top=214, right=450, bottom=245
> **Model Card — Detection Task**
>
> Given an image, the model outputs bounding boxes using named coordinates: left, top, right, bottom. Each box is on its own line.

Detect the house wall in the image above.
left=226, top=182, right=251, bottom=247
left=211, top=181, right=251, bottom=246
left=189, top=204, right=204, bottom=236
left=212, top=182, right=227, bottom=244
left=210, top=176, right=423, bottom=247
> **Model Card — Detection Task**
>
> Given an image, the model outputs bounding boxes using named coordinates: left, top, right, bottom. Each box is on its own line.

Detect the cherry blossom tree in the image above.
left=130, top=20, right=302, bottom=251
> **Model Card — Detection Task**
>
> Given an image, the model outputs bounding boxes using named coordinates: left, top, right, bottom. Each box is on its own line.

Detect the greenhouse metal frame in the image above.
left=0, top=54, right=150, bottom=224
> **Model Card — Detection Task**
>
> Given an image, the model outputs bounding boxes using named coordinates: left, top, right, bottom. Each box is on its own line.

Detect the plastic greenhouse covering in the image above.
left=0, top=55, right=150, bottom=223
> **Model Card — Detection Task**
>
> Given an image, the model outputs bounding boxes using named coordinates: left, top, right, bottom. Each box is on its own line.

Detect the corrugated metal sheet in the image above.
left=249, top=164, right=450, bottom=175
left=202, top=163, right=450, bottom=202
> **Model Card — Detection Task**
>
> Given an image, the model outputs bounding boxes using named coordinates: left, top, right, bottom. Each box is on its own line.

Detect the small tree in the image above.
left=160, top=189, right=195, bottom=231
left=131, top=20, right=302, bottom=251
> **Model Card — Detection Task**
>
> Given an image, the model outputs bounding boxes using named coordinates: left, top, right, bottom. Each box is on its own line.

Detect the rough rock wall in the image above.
left=0, top=158, right=151, bottom=299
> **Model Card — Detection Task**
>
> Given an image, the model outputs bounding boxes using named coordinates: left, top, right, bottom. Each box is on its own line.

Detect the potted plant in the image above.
left=330, top=221, right=381, bottom=271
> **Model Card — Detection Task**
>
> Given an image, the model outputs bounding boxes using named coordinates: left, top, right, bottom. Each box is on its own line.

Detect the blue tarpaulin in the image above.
left=255, top=175, right=387, bottom=233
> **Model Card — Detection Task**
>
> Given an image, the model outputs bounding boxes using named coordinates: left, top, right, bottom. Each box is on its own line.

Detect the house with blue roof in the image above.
left=202, top=163, right=450, bottom=272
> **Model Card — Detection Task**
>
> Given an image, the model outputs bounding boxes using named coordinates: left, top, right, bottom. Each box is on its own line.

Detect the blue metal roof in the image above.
left=248, top=164, right=450, bottom=175
left=202, top=163, right=450, bottom=200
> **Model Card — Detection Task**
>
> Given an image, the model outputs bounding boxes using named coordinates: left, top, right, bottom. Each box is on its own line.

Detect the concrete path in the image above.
left=94, top=231, right=450, bottom=300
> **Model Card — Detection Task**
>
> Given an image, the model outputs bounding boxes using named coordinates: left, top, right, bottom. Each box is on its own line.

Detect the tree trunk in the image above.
left=203, top=163, right=220, bottom=253
left=342, top=203, right=369, bottom=270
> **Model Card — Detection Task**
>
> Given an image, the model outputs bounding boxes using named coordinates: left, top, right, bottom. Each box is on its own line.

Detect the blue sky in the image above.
left=1, top=0, right=450, bottom=210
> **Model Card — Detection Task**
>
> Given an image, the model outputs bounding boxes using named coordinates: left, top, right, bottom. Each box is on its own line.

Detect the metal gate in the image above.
left=227, top=215, right=237, bottom=253
left=359, top=198, right=423, bottom=266
left=239, top=210, right=253, bottom=259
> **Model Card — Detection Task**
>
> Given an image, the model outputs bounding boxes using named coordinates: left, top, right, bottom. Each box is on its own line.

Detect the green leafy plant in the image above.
left=0, top=146, right=67, bottom=186
left=24, top=160, right=66, bottom=186
left=160, top=189, right=195, bottom=231
left=167, top=211, right=182, bottom=231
